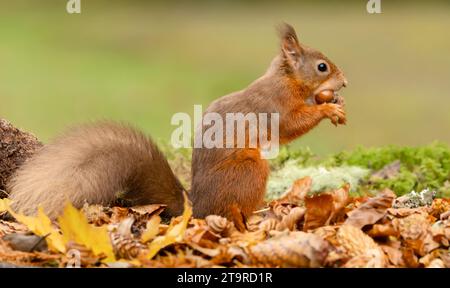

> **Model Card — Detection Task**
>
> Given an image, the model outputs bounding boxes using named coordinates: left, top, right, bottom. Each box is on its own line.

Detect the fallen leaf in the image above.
left=401, top=247, right=419, bottom=268
left=146, top=192, right=192, bottom=259
left=387, top=207, right=427, bottom=218
left=397, top=213, right=440, bottom=256
left=248, top=231, right=330, bottom=267
left=276, top=207, right=305, bottom=231
left=367, top=223, right=399, bottom=238
left=0, top=198, right=12, bottom=213
left=58, top=202, right=115, bottom=262
left=205, top=215, right=232, bottom=235
left=110, top=233, right=147, bottom=260
left=141, top=215, right=161, bottom=243
left=345, top=189, right=395, bottom=229
left=337, top=224, right=381, bottom=258
left=276, top=176, right=312, bottom=205
left=303, top=193, right=334, bottom=231
left=130, top=204, right=166, bottom=216
left=381, top=245, right=404, bottom=267
left=331, top=184, right=350, bottom=214
left=343, top=248, right=386, bottom=268
left=10, top=207, right=65, bottom=253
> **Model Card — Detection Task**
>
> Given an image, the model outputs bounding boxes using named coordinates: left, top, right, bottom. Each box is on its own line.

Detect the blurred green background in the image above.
left=0, top=0, right=449, bottom=155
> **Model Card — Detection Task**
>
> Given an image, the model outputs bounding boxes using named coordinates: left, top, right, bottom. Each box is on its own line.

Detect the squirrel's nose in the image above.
left=342, top=77, right=348, bottom=87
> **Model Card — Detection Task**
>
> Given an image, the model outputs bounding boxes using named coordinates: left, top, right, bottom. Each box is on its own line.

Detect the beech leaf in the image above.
left=345, top=189, right=395, bottom=229
left=146, top=192, right=192, bottom=259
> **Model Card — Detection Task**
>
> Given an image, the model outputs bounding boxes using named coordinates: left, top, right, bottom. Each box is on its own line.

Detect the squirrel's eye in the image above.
left=317, top=62, right=328, bottom=72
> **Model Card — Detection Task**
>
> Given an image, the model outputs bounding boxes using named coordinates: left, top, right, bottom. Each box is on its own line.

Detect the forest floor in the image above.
left=0, top=143, right=449, bottom=268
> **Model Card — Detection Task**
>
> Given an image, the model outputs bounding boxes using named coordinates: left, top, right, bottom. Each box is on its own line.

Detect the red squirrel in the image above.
left=7, top=23, right=347, bottom=220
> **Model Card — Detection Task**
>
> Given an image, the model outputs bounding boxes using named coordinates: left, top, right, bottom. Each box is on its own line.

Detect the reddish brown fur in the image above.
left=190, top=23, right=347, bottom=219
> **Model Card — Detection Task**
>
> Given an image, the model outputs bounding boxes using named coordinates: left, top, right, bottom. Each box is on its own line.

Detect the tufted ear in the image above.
left=278, top=23, right=303, bottom=71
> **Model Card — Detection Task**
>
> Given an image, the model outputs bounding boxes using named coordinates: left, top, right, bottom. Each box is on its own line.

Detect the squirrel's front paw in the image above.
left=321, top=103, right=346, bottom=126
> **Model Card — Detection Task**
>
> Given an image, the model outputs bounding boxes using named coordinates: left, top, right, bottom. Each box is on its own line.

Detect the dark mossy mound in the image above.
left=0, top=119, right=42, bottom=196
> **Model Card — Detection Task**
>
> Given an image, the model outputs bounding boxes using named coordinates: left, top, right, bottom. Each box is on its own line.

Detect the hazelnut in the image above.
left=315, top=89, right=334, bottom=104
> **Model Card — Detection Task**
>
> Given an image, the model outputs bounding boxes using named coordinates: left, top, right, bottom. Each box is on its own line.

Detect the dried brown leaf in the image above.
left=259, top=218, right=279, bottom=232
left=110, top=233, right=147, bottom=260
left=345, top=189, right=395, bottom=229
left=397, top=213, right=439, bottom=256
left=276, top=176, right=312, bottom=205
left=248, top=231, right=330, bottom=267
left=367, top=223, right=399, bottom=238
left=381, top=245, right=405, bottom=267
left=337, top=224, right=379, bottom=254
left=303, top=193, right=334, bottom=231
left=276, top=207, right=305, bottom=231
left=205, top=215, right=232, bottom=235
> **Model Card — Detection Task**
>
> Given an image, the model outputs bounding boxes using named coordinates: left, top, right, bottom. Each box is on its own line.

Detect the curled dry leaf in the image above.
left=367, top=223, right=399, bottom=238
left=81, top=204, right=111, bottom=226
left=381, top=245, right=404, bottom=267
left=387, top=207, right=427, bottom=218
left=336, top=224, right=384, bottom=261
left=146, top=192, right=192, bottom=259
left=276, top=207, right=306, bottom=231
left=430, top=198, right=450, bottom=219
left=303, top=194, right=334, bottom=231
left=331, top=184, right=350, bottom=216
left=303, top=185, right=349, bottom=231
left=271, top=203, right=294, bottom=218
left=229, top=230, right=267, bottom=246
left=129, top=204, right=166, bottom=216
left=110, top=233, right=148, bottom=260
left=276, top=176, right=312, bottom=205
left=430, top=220, right=449, bottom=247
left=259, top=218, right=279, bottom=232
left=345, top=189, right=395, bottom=229
left=205, top=215, right=232, bottom=235
left=342, top=248, right=386, bottom=268
left=0, top=220, right=27, bottom=237
left=397, top=213, right=440, bottom=256
left=419, top=249, right=448, bottom=268
left=440, top=210, right=450, bottom=221
left=248, top=231, right=330, bottom=267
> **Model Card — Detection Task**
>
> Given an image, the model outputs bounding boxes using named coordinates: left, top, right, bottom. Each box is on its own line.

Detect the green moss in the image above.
left=158, top=141, right=450, bottom=198
left=267, top=162, right=369, bottom=200
left=323, top=142, right=450, bottom=197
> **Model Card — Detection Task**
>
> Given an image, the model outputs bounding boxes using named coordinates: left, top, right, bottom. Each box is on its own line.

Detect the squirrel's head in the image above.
left=277, top=23, right=348, bottom=103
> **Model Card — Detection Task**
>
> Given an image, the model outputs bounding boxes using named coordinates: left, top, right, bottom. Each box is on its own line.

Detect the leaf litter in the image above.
left=0, top=177, right=449, bottom=268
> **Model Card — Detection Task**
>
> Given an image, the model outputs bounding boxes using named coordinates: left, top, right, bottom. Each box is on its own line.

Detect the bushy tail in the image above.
left=7, top=122, right=185, bottom=219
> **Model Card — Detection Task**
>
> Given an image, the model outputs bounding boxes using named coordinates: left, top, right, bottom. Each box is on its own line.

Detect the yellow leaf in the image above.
left=141, top=215, right=161, bottom=243
left=9, top=206, right=66, bottom=253
left=58, top=202, right=116, bottom=262
left=146, top=192, right=192, bottom=259
left=0, top=198, right=12, bottom=213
